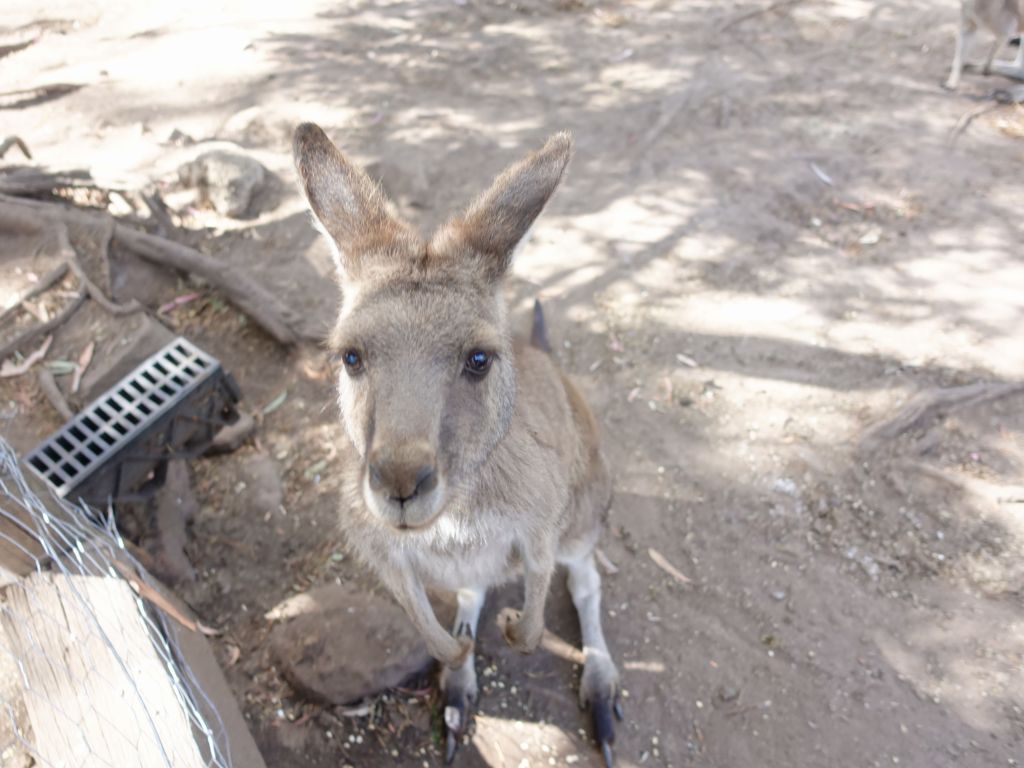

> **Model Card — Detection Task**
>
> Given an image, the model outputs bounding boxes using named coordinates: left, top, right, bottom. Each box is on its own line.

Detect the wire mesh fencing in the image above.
left=0, top=437, right=232, bottom=768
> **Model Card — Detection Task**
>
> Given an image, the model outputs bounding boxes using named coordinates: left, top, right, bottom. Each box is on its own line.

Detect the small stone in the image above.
left=178, top=149, right=267, bottom=217
left=717, top=685, right=740, bottom=704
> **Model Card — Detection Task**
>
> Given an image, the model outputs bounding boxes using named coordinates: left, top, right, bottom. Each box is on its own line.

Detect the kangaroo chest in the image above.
left=401, top=515, right=523, bottom=592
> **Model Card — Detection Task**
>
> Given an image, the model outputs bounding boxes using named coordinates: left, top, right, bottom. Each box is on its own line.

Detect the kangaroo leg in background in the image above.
left=946, top=16, right=976, bottom=89
left=983, top=33, right=1006, bottom=74
left=441, top=586, right=485, bottom=764
left=500, top=539, right=555, bottom=653
left=567, top=552, right=623, bottom=768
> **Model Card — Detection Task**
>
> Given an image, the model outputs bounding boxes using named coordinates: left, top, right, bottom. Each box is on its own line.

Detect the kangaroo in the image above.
left=292, top=124, right=623, bottom=766
left=945, top=0, right=1024, bottom=90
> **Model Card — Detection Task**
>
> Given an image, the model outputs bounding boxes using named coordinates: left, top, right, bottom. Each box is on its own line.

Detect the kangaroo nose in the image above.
left=368, top=447, right=438, bottom=504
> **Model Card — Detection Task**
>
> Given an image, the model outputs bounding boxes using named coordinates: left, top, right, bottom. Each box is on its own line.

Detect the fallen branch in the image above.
left=495, top=606, right=585, bottom=665
left=0, top=135, right=31, bottom=159
left=861, top=382, right=1024, bottom=450
left=0, top=292, right=85, bottom=363
left=111, top=560, right=221, bottom=636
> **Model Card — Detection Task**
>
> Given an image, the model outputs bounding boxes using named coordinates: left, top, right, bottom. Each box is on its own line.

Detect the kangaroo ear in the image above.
left=293, top=122, right=416, bottom=280
left=432, top=132, right=572, bottom=282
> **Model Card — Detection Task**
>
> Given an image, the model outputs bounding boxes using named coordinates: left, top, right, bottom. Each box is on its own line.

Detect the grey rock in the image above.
left=268, top=583, right=432, bottom=705
left=178, top=150, right=266, bottom=218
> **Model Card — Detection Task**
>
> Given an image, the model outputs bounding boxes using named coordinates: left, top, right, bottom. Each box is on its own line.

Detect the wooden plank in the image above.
left=152, top=574, right=268, bottom=768
left=0, top=572, right=207, bottom=767
left=0, top=505, right=45, bottom=578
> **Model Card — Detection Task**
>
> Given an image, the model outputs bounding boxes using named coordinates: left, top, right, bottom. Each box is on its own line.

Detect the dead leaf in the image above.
left=675, top=353, right=698, bottom=368
left=71, top=340, right=95, bottom=394
left=112, top=560, right=222, bottom=636
left=657, top=376, right=674, bottom=404
left=262, top=390, right=288, bottom=415
left=224, top=643, right=241, bottom=667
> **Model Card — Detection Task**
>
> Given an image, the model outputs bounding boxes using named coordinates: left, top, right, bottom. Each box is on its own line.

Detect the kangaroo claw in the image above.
left=442, top=680, right=474, bottom=764
left=445, top=729, right=458, bottom=765
left=591, top=691, right=620, bottom=767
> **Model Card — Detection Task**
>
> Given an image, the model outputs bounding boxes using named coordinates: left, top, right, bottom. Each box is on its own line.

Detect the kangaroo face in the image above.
left=294, top=123, right=570, bottom=532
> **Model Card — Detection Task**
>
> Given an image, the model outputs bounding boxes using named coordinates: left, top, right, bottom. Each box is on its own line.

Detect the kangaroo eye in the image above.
left=341, top=349, right=363, bottom=373
left=465, top=349, right=491, bottom=376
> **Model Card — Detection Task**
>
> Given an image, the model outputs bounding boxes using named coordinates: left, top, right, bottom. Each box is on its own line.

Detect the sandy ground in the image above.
left=2, top=1, right=1024, bottom=767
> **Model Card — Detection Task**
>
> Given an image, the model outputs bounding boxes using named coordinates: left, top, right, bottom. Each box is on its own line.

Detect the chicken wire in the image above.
left=0, top=437, right=231, bottom=768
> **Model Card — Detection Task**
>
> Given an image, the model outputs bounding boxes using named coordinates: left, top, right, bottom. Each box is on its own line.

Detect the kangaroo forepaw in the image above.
left=497, top=607, right=543, bottom=653
left=579, top=655, right=623, bottom=767
left=435, top=635, right=473, bottom=669
left=441, top=660, right=477, bottom=764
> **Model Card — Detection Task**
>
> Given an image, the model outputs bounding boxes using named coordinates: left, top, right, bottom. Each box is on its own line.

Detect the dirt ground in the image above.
left=3, top=1, right=1024, bottom=766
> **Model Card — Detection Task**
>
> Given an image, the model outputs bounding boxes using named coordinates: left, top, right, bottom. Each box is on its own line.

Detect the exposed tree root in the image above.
left=0, top=194, right=301, bottom=345
left=0, top=262, right=69, bottom=327
left=861, top=382, right=1024, bottom=452
left=0, top=292, right=85, bottom=363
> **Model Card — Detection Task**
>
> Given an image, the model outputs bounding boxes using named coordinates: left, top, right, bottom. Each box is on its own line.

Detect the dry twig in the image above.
left=496, top=607, right=585, bottom=665
left=111, top=560, right=221, bottom=636
left=648, top=547, right=693, bottom=586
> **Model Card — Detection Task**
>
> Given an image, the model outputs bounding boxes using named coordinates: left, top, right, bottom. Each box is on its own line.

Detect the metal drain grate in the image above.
left=25, top=337, right=240, bottom=507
